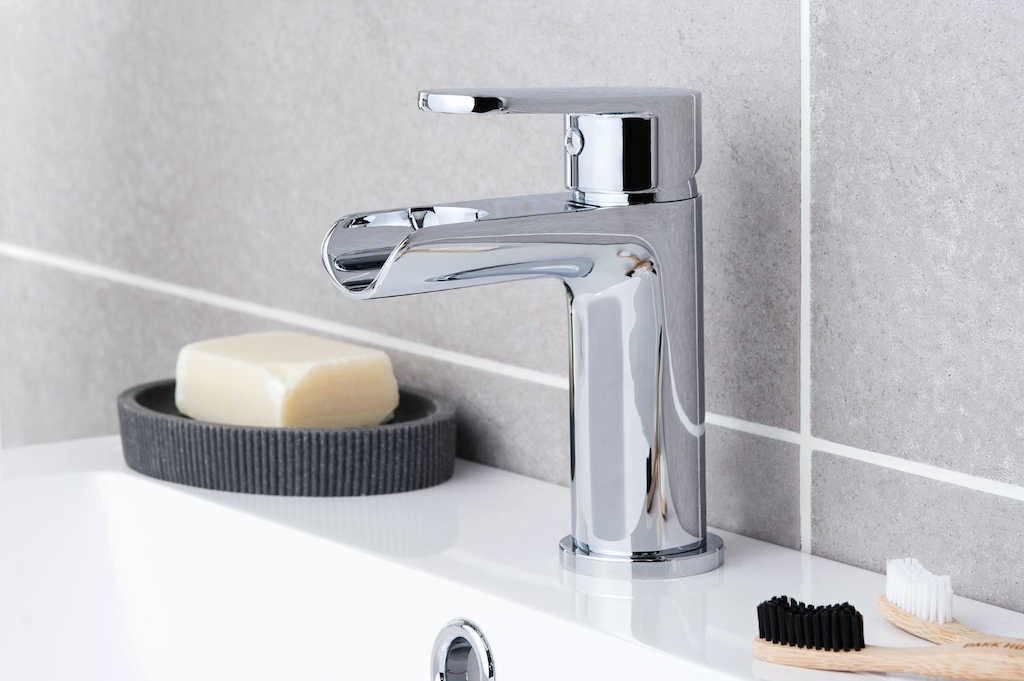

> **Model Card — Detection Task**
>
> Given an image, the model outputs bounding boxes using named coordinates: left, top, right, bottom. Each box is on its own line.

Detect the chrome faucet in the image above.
left=322, top=88, right=723, bottom=579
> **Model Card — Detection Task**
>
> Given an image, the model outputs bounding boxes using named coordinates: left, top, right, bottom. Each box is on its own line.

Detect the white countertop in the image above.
left=2, top=436, right=1022, bottom=680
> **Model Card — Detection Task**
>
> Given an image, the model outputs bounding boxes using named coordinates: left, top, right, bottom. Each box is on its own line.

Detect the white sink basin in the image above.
left=2, top=436, right=1022, bottom=680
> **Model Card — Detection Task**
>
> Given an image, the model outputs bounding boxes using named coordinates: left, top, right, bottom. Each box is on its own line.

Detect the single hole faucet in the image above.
left=322, top=88, right=723, bottom=579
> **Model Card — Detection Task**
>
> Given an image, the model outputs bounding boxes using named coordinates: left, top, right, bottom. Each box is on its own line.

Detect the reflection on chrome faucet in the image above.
left=323, top=88, right=723, bottom=579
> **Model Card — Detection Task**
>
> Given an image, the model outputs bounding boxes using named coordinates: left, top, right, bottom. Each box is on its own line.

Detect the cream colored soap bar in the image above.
left=175, top=331, right=399, bottom=429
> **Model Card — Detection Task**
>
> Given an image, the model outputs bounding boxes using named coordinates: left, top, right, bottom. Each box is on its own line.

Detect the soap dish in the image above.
left=117, top=380, right=456, bottom=496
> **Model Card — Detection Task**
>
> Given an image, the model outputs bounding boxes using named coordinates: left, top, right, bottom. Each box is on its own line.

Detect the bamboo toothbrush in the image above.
left=881, top=557, right=1024, bottom=645
left=753, top=595, right=1024, bottom=680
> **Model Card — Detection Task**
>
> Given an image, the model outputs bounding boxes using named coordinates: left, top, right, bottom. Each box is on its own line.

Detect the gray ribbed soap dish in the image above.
left=117, top=380, right=456, bottom=496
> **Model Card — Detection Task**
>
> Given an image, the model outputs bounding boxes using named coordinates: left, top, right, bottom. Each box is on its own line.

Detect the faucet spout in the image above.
left=323, top=194, right=594, bottom=298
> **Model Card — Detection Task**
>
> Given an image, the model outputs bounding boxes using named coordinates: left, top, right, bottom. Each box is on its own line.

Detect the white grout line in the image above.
left=809, top=436, right=1024, bottom=503
left=705, top=412, right=800, bottom=445
left=5, top=241, right=1024, bottom=508
left=0, top=240, right=796, bottom=445
left=0, top=241, right=569, bottom=390
left=799, top=444, right=812, bottom=551
left=799, top=0, right=814, bottom=553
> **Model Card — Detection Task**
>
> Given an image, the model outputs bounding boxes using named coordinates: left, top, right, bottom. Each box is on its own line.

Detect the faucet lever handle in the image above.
left=417, top=87, right=701, bottom=203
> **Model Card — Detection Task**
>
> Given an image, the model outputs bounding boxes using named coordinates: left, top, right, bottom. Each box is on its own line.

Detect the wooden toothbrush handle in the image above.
left=753, top=637, right=1024, bottom=681
left=878, top=595, right=1024, bottom=646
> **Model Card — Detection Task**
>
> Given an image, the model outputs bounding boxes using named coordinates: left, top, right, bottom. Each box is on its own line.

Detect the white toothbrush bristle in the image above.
left=885, top=557, right=954, bottom=624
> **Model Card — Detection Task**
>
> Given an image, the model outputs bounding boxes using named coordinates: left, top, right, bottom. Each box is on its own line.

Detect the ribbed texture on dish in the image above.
left=117, top=380, right=456, bottom=496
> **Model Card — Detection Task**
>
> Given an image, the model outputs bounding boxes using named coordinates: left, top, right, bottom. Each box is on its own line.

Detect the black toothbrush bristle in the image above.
left=755, top=596, right=865, bottom=652
left=812, top=608, right=823, bottom=649
left=831, top=608, right=841, bottom=651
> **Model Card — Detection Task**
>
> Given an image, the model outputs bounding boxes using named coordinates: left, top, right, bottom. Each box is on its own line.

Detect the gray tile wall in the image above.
left=2, top=0, right=1023, bottom=612
left=810, top=1, right=1024, bottom=611
left=812, top=452, right=1024, bottom=612
left=811, top=1, right=1024, bottom=484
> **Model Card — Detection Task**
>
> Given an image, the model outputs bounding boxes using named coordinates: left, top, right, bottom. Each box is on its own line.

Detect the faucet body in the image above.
left=323, top=89, right=723, bottom=578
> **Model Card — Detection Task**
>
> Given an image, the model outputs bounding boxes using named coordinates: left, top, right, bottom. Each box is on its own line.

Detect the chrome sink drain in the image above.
left=430, top=618, right=495, bottom=681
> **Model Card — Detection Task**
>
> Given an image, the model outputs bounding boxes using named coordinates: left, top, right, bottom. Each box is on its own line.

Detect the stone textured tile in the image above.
left=811, top=2, right=1024, bottom=482
left=0, top=257, right=568, bottom=483
left=812, top=451, right=1024, bottom=613
left=706, top=426, right=801, bottom=549
left=1, top=0, right=800, bottom=429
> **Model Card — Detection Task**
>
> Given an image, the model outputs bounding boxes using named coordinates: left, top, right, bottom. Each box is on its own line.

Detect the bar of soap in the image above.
left=174, top=331, right=399, bottom=429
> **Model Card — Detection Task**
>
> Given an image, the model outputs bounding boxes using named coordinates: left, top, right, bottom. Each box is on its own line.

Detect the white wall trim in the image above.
left=0, top=241, right=567, bottom=390
left=799, top=0, right=814, bottom=553
left=4, top=241, right=1024, bottom=509
left=705, top=412, right=800, bottom=445
left=808, top=437, right=1024, bottom=503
